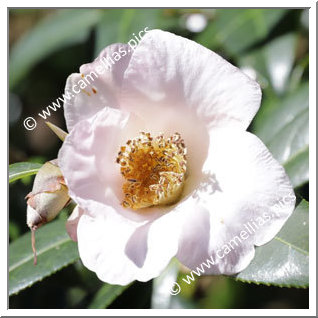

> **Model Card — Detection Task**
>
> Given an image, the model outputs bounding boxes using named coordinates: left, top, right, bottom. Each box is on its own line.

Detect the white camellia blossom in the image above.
left=58, top=29, right=295, bottom=285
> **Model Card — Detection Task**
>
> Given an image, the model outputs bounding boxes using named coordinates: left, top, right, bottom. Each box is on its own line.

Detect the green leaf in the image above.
left=239, top=33, right=297, bottom=94
left=236, top=199, right=309, bottom=287
left=196, top=9, right=287, bottom=56
left=94, top=10, right=123, bottom=56
left=267, top=108, right=308, bottom=164
left=253, top=83, right=308, bottom=143
left=264, top=34, right=297, bottom=94
left=88, top=283, right=129, bottom=309
left=151, top=258, right=180, bottom=309
left=94, top=9, right=162, bottom=57
left=9, top=219, right=79, bottom=296
left=9, top=162, right=42, bottom=183
left=284, top=146, right=309, bottom=188
left=10, top=9, right=102, bottom=88
left=252, top=83, right=309, bottom=188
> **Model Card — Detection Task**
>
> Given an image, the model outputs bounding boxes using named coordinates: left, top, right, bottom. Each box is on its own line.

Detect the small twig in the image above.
left=31, top=227, right=37, bottom=266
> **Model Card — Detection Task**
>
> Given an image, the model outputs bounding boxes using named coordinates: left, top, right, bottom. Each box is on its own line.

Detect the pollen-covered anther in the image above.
left=116, top=132, right=187, bottom=210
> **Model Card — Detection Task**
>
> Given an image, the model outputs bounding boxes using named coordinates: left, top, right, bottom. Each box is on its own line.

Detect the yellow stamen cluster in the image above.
left=116, top=132, right=187, bottom=210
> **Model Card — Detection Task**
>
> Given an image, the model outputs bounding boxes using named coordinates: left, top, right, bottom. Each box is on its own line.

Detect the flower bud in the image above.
left=26, top=159, right=70, bottom=264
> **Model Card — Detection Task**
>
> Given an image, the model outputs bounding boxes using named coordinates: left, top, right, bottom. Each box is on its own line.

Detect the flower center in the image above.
left=116, top=132, right=187, bottom=210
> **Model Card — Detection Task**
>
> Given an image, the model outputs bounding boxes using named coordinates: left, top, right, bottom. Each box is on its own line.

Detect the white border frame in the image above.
left=3, top=1, right=316, bottom=316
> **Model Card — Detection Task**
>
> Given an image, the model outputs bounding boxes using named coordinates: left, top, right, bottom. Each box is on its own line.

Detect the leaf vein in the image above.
left=274, top=236, right=309, bottom=256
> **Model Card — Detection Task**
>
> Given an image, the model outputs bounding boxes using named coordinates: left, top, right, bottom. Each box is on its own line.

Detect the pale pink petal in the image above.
left=64, top=44, right=132, bottom=132
left=120, top=29, right=261, bottom=131
left=66, top=206, right=84, bottom=242
left=59, top=105, right=164, bottom=224
left=177, top=202, right=256, bottom=275
left=177, top=128, right=295, bottom=275
left=76, top=204, right=183, bottom=285
left=58, top=106, right=132, bottom=213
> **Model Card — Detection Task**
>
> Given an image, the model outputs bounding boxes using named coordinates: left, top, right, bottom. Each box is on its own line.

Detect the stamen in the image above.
left=116, top=132, right=187, bottom=209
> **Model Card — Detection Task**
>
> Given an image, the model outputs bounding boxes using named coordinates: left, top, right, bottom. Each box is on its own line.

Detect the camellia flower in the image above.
left=58, top=29, right=295, bottom=285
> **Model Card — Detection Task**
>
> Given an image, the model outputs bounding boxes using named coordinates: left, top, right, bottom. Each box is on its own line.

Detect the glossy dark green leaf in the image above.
left=236, top=200, right=309, bottom=287
left=267, top=108, right=308, bottom=164
left=239, top=33, right=297, bottom=94
left=9, top=162, right=42, bottom=183
left=196, top=9, right=287, bottom=55
left=253, top=83, right=308, bottom=143
left=252, top=83, right=309, bottom=188
left=264, top=34, right=297, bottom=94
left=10, top=9, right=102, bottom=88
left=88, top=283, right=129, bottom=309
left=9, top=219, right=79, bottom=296
left=284, top=146, right=309, bottom=188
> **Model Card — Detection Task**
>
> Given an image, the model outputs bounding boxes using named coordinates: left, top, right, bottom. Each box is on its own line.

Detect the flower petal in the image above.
left=59, top=100, right=209, bottom=226
left=66, top=206, right=84, bottom=242
left=64, top=44, right=132, bottom=132
left=76, top=204, right=182, bottom=285
left=177, top=128, right=295, bottom=275
left=58, top=106, right=135, bottom=213
left=121, top=29, right=261, bottom=130
left=59, top=105, right=169, bottom=223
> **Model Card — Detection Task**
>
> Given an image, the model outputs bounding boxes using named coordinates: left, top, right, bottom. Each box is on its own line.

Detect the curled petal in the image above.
left=66, top=206, right=85, bottom=242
